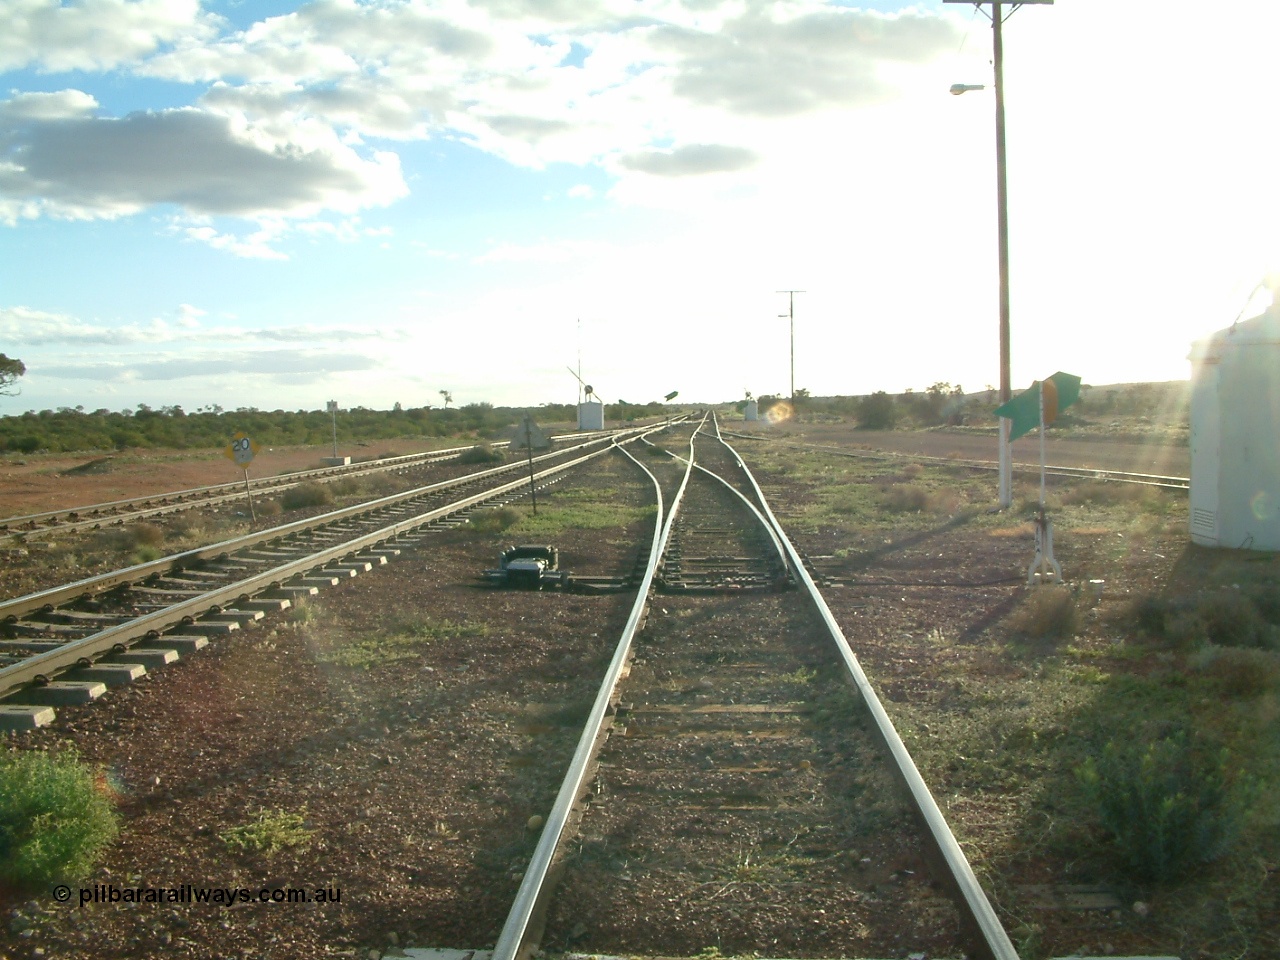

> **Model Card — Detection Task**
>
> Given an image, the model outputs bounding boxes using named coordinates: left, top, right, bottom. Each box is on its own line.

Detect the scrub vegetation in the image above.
left=221, top=808, right=315, bottom=857
left=735, top=429, right=1278, bottom=957
left=319, top=615, right=489, bottom=669
left=0, top=400, right=674, bottom=455
left=0, top=750, right=120, bottom=889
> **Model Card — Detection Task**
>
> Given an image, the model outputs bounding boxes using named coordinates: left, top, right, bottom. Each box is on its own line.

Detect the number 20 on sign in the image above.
left=225, top=433, right=259, bottom=466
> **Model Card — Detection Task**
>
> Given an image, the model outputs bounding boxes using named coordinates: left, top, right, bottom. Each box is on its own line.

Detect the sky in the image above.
left=0, top=0, right=1277, bottom=415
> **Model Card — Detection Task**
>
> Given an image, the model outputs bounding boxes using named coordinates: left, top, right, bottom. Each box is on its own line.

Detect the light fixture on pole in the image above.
left=946, top=0, right=1052, bottom=509
left=776, top=289, right=805, bottom=401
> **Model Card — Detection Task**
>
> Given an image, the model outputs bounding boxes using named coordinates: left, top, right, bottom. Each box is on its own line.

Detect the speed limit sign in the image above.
left=224, top=432, right=259, bottom=466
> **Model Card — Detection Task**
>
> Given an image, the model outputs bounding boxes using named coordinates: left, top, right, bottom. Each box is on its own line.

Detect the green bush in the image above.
left=0, top=750, right=120, bottom=889
left=468, top=506, right=521, bottom=533
left=856, top=391, right=897, bottom=430
left=281, top=482, right=333, bottom=510
left=459, top=443, right=504, bottom=465
left=1076, top=734, right=1241, bottom=883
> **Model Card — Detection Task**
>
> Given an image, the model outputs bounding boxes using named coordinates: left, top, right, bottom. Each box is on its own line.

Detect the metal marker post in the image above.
left=242, top=467, right=257, bottom=523
left=1029, top=383, right=1061, bottom=584
left=1039, top=382, right=1047, bottom=510
left=525, top=415, right=538, bottom=516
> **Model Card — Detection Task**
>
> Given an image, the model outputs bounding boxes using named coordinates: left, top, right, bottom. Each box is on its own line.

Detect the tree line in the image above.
left=0, top=400, right=674, bottom=455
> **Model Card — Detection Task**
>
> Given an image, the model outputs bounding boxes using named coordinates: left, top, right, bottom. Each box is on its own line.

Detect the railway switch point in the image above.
left=13, top=680, right=107, bottom=706
left=0, top=704, right=57, bottom=730
left=64, top=663, right=147, bottom=687
left=483, top=544, right=568, bottom=589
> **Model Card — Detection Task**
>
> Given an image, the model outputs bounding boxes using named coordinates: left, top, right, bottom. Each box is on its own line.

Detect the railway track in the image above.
left=721, top=429, right=1191, bottom=490
left=0, top=430, right=619, bottom=538
left=0, top=427, right=661, bottom=729
left=489, top=414, right=1016, bottom=959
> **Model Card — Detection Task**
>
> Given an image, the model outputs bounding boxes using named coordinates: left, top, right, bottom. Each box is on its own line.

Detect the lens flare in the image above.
left=764, top=401, right=794, bottom=424
left=1251, top=490, right=1276, bottom=521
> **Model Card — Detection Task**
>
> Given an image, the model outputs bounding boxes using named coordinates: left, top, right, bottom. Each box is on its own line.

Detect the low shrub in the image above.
left=221, top=808, right=313, bottom=856
left=880, top=484, right=962, bottom=515
left=1076, top=734, right=1242, bottom=883
left=1191, top=646, right=1280, bottom=698
left=281, top=482, right=333, bottom=511
left=129, top=522, right=164, bottom=548
left=329, top=478, right=361, bottom=497
left=255, top=498, right=283, bottom=519
left=468, top=506, right=521, bottom=533
left=459, top=443, right=503, bottom=465
left=1199, top=592, right=1269, bottom=649
left=1011, top=587, right=1080, bottom=640
left=882, top=484, right=930, bottom=512
left=0, top=750, right=120, bottom=890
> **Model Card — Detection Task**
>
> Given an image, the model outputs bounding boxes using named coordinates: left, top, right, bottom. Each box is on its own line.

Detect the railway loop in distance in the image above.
left=0, top=429, right=620, bottom=538
left=0, top=427, right=658, bottom=728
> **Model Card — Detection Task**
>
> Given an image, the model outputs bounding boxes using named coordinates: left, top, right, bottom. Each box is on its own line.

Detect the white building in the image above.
left=577, top=399, right=604, bottom=431
left=1189, top=298, right=1280, bottom=549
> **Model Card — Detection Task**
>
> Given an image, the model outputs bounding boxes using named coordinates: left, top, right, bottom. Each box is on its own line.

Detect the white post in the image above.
left=1038, top=382, right=1047, bottom=509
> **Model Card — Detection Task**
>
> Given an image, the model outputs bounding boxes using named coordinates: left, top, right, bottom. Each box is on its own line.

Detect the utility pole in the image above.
left=946, top=0, right=1051, bottom=508
left=776, top=290, right=805, bottom=401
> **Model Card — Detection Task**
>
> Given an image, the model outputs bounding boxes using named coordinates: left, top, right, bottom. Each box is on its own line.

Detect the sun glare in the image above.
left=764, top=400, right=794, bottom=424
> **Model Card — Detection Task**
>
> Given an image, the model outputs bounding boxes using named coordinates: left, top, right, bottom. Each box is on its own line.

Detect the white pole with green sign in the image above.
left=994, top=372, right=1080, bottom=584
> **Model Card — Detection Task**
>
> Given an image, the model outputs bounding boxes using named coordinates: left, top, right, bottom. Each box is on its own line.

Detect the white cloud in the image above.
left=0, top=0, right=217, bottom=72
left=0, top=88, right=97, bottom=120
left=39, top=348, right=382, bottom=382
left=176, top=303, right=206, bottom=326
left=0, top=305, right=410, bottom=347
left=0, top=95, right=408, bottom=224
left=620, top=142, right=757, bottom=176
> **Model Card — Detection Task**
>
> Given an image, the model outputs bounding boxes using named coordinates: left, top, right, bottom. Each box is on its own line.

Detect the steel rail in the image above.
left=0, top=430, right=620, bottom=535
left=0, top=436, right=649, bottom=703
left=0, top=431, right=636, bottom=621
left=656, top=437, right=792, bottom=579
left=491, top=419, right=702, bottom=960
left=719, top=429, right=1189, bottom=490
left=712, top=414, right=1019, bottom=960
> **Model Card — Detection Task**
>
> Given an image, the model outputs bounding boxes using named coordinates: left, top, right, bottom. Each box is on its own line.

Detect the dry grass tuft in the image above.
left=1010, top=587, right=1080, bottom=640
left=880, top=484, right=962, bottom=515
left=1191, top=646, right=1280, bottom=698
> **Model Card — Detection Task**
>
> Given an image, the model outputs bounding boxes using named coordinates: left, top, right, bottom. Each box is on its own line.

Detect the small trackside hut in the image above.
left=1189, top=282, right=1280, bottom=550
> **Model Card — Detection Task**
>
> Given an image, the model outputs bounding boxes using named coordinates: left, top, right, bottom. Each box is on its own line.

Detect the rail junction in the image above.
left=0, top=417, right=1190, bottom=958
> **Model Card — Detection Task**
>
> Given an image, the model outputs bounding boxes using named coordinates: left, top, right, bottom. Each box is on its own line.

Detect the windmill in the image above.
left=566, top=366, right=597, bottom=404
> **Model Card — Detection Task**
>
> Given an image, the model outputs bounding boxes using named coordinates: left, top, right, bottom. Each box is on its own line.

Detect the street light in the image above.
left=776, top=289, right=804, bottom=401
left=946, top=0, right=1051, bottom=508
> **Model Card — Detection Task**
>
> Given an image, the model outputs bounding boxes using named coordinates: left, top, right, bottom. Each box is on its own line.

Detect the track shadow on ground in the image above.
left=838, top=510, right=982, bottom=571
